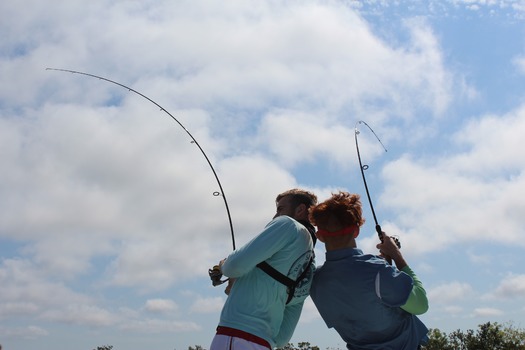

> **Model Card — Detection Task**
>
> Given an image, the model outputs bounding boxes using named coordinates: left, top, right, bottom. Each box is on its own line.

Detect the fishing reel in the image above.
left=208, top=265, right=229, bottom=286
left=378, top=231, right=401, bottom=249
left=392, top=236, right=401, bottom=249
left=377, top=233, right=402, bottom=267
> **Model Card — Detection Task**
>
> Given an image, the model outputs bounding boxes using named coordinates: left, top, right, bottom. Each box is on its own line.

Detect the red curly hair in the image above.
left=309, top=191, right=365, bottom=229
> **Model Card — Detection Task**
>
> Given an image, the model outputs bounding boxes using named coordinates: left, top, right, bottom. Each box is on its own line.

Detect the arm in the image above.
left=376, top=232, right=427, bottom=314
left=221, top=216, right=294, bottom=277
left=376, top=233, right=407, bottom=270
left=400, top=266, right=429, bottom=315
left=274, top=302, right=304, bottom=347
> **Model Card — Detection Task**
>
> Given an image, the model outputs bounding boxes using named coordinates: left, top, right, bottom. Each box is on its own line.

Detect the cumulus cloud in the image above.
left=514, top=55, right=525, bottom=74
left=472, top=307, right=504, bottom=317
left=443, top=305, right=464, bottom=315
left=467, top=249, right=492, bottom=264
left=119, top=318, right=201, bottom=334
left=0, top=0, right=459, bottom=298
left=0, top=259, right=95, bottom=316
left=381, top=106, right=525, bottom=253
left=493, top=274, right=525, bottom=298
left=41, top=304, right=117, bottom=327
left=190, top=296, right=225, bottom=314
left=0, top=325, right=49, bottom=339
left=297, top=297, right=323, bottom=323
left=143, top=299, right=179, bottom=314
left=427, top=281, right=474, bottom=304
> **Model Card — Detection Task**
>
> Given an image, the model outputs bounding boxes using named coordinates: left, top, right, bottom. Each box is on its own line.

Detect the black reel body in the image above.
left=208, top=265, right=229, bottom=286
left=377, top=228, right=401, bottom=249
left=391, top=236, right=401, bottom=248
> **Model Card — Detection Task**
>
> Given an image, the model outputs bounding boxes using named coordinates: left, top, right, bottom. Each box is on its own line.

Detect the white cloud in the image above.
left=0, top=259, right=94, bottom=314
left=443, top=305, right=464, bottom=315
left=513, top=55, right=525, bottom=75
left=0, top=302, right=39, bottom=316
left=493, top=274, right=525, bottom=298
left=381, top=106, right=525, bottom=253
left=427, top=282, right=474, bottom=304
left=298, top=297, right=323, bottom=323
left=190, top=296, right=225, bottom=314
left=0, top=0, right=459, bottom=270
left=143, top=299, right=179, bottom=314
left=119, top=318, right=201, bottom=334
left=259, top=110, right=357, bottom=168
left=472, top=307, right=504, bottom=317
left=0, top=325, right=49, bottom=339
left=467, top=249, right=492, bottom=264
left=41, top=304, right=117, bottom=327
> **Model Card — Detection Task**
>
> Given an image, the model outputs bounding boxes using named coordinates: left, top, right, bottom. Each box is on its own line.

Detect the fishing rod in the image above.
left=46, top=68, right=236, bottom=253
left=354, top=120, right=400, bottom=248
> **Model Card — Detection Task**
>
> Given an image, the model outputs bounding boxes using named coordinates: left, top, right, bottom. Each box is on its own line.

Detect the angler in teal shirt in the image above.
left=210, top=189, right=317, bottom=350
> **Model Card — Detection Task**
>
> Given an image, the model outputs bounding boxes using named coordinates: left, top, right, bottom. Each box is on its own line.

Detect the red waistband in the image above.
left=216, top=326, right=271, bottom=349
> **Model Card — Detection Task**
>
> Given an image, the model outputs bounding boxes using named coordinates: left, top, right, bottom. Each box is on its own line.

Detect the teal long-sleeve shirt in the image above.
left=219, top=215, right=315, bottom=347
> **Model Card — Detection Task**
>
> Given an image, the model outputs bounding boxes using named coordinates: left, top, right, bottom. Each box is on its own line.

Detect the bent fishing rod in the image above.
left=354, top=120, right=400, bottom=248
left=46, top=68, right=236, bottom=253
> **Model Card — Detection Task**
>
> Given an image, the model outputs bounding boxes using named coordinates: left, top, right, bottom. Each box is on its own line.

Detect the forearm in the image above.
left=392, top=255, right=407, bottom=271
left=400, top=266, right=429, bottom=315
left=222, top=217, right=292, bottom=277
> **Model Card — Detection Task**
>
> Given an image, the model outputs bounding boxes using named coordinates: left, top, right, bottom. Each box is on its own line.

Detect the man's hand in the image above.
left=376, top=232, right=407, bottom=270
left=218, top=259, right=236, bottom=295
left=219, top=258, right=227, bottom=269
left=224, top=278, right=236, bottom=295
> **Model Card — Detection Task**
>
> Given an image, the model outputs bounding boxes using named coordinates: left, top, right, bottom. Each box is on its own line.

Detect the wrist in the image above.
left=393, top=256, right=407, bottom=270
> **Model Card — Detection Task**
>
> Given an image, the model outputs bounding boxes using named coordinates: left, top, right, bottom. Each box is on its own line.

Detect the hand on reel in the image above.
left=208, top=265, right=229, bottom=286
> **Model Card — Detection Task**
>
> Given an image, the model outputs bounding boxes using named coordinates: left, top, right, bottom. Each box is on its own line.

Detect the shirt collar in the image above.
left=325, top=247, right=363, bottom=261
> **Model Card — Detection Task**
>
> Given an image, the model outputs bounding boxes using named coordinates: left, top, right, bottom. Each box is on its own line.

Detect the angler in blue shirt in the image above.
left=210, top=189, right=317, bottom=350
left=309, top=191, right=429, bottom=350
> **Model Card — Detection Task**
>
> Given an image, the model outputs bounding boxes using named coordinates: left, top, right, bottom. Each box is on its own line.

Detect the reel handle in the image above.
left=376, top=224, right=401, bottom=249
left=208, top=265, right=229, bottom=286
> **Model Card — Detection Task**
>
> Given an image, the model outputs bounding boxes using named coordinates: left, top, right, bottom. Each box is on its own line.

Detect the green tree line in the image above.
left=421, top=322, right=525, bottom=350
left=273, top=322, right=525, bottom=350
left=94, top=321, right=525, bottom=350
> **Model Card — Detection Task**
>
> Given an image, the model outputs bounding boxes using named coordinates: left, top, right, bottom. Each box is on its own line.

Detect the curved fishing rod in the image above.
left=46, top=67, right=236, bottom=251
left=354, top=120, right=388, bottom=244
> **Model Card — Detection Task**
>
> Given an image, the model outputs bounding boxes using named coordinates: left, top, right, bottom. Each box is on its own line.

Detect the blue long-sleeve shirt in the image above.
left=310, top=248, right=428, bottom=349
left=219, top=216, right=315, bottom=347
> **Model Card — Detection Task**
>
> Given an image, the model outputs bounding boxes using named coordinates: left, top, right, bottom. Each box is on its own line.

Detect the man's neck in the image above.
left=325, top=238, right=356, bottom=251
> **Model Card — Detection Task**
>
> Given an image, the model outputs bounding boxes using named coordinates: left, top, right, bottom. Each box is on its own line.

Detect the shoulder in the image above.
left=375, top=263, right=413, bottom=306
left=270, top=215, right=296, bottom=225
left=265, top=215, right=303, bottom=232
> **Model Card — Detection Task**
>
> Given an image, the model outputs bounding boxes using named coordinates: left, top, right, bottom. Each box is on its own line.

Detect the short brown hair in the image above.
left=309, top=191, right=365, bottom=228
left=276, top=188, right=318, bottom=209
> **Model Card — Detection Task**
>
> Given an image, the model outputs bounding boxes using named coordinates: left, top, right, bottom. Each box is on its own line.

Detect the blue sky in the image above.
left=1, top=1, right=525, bottom=349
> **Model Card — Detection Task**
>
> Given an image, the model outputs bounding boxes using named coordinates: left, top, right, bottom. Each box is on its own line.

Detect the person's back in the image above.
left=311, top=249, right=427, bottom=349
left=308, top=191, right=429, bottom=350
left=219, top=215, right=314, bottom=346
left=210, top=188, right=318, bottom=350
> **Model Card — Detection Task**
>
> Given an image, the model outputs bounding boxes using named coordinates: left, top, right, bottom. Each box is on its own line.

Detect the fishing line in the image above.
left=354, top=120, right=392, bottom=245
left=46, top=68, right=236, bottom=251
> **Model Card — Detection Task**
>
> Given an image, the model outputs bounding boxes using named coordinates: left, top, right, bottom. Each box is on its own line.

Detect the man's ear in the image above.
left=295, top=203, right=307, bottom=219
left=316, top=231, right=325, bottom=243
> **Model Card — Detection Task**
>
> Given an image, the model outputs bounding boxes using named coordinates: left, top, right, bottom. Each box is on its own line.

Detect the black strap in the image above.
left=257, top=255, right=313, bottom=304
left=257, top=219, right=316, bottom=304
left=257, top=261, right=295, bottom=287
left=298, top=220, right=317, bottom=247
